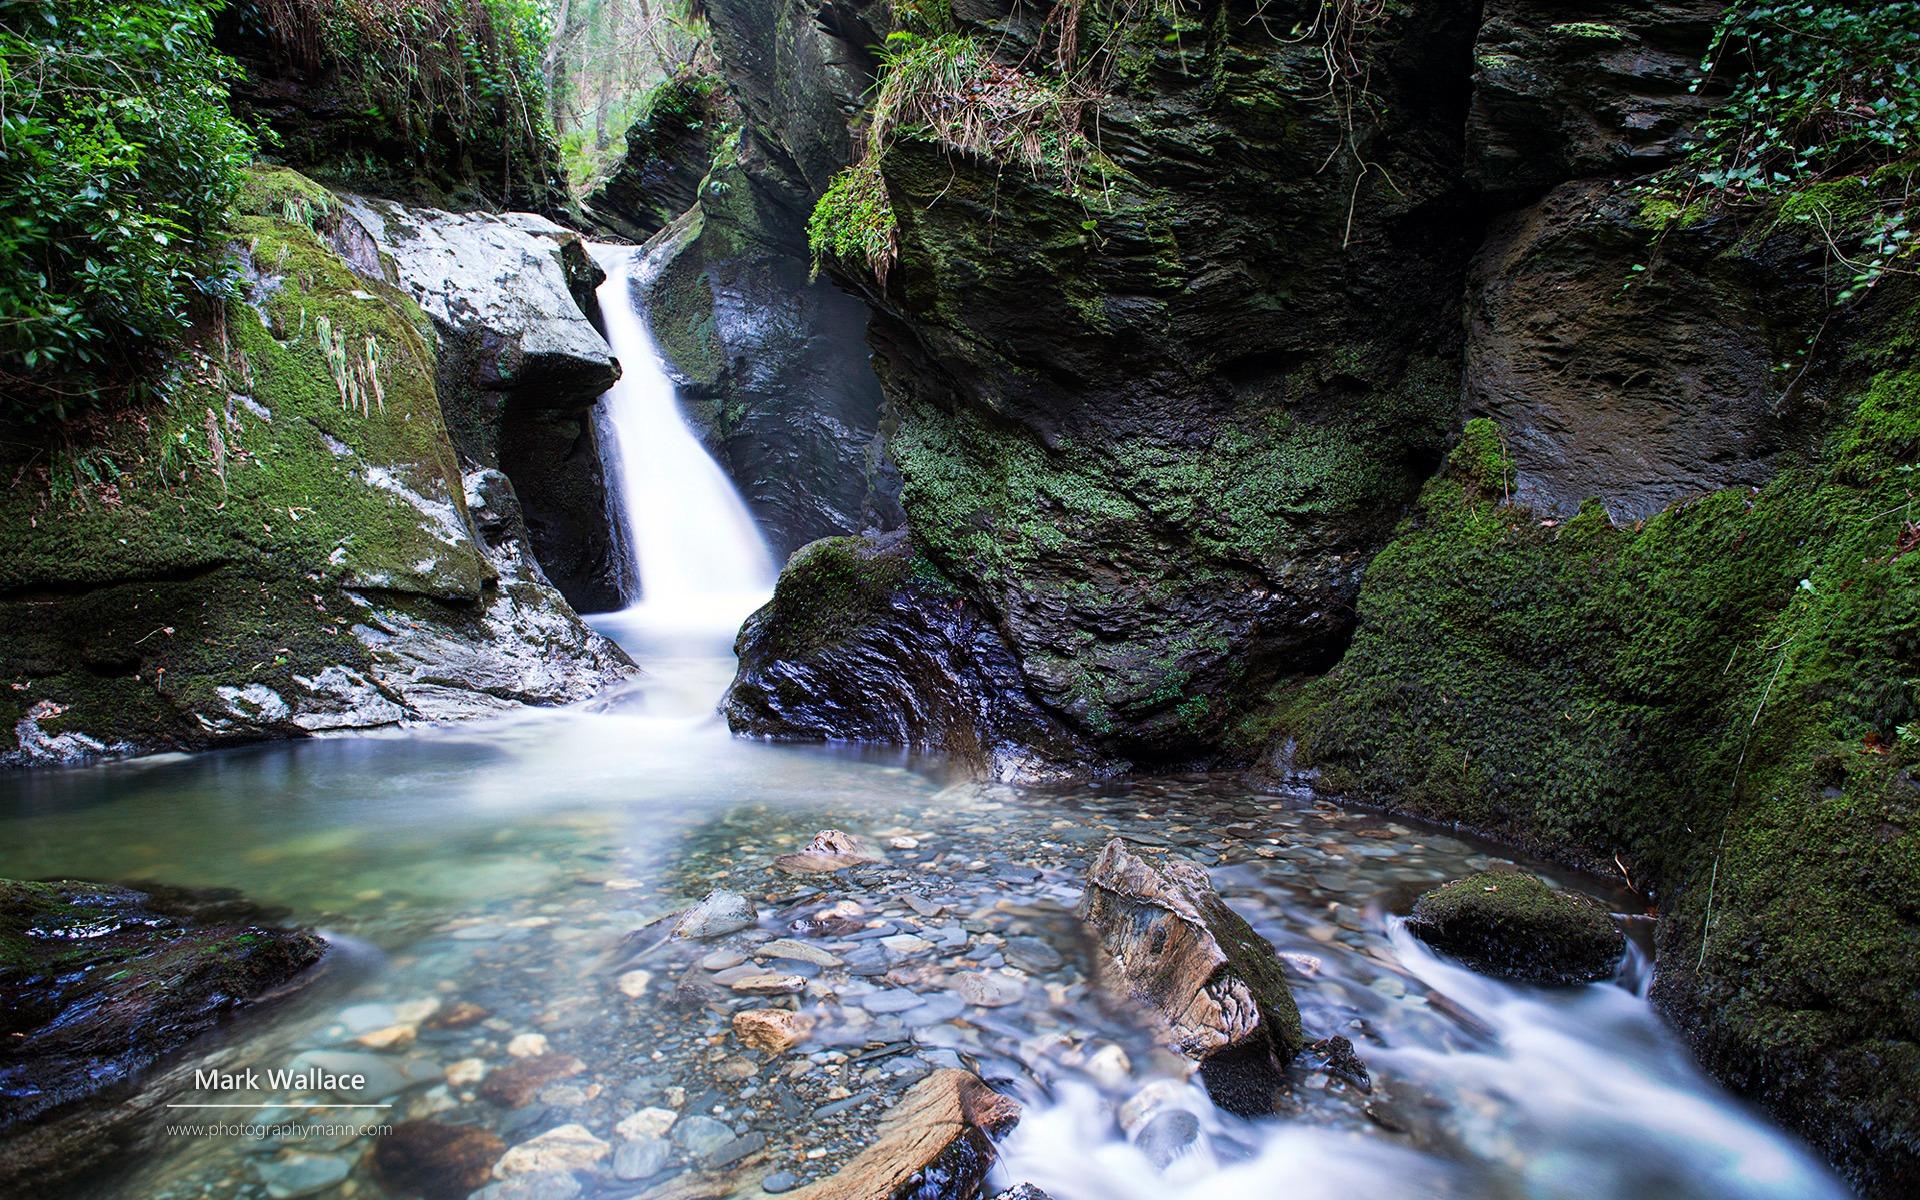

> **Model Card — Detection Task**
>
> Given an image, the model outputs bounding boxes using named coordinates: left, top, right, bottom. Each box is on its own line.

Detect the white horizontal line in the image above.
left=163, top=1103, right=393, bottom=1109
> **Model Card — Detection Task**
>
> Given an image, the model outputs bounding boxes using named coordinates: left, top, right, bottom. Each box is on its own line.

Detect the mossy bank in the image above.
left=0, top=167, right=631, bottom=767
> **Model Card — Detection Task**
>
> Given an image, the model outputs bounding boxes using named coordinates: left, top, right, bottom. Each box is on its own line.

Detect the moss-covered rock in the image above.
left=737, top=0, right=1478, bottom=759
left=0, top=878, right=325, bottom=1189
left=724, top=530, right=1088, bottom=778
left=586, top=70, right=733, bottom=243
left=1282, top=283, right=1920, bottom=1194
left=0, top=167, right=631, bottom=767
left=1407, top=872, right=1625, bottom=985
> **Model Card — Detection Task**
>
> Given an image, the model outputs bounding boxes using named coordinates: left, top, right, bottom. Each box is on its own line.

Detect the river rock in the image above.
left=774, top=829, right=880, bottom=874
left=1133, top=1108, right=1201, bottom=1169
left=952, top=971, right=1024, bottom=1008
left=1077, top=839, right=1304, bottom=1115
left=492, top=1124, right=610, bottom=1178
left=755, top=937, right=842, bottom=967
left=1407, top=872, right=1625, bottom=985
left=993, top=1188, right=1053, bottom=1200
left=256, top=1150, right=351, bottom=1199
left=478, top=1054, right=585, bottom=1108
left=372, top=1120, right=505, bottom=1199
left=780, top=1070, right=1019, bottom=1200
left=612, top=1135, right=672, bottom=1181
left=674, top=889, right=758, bottom=939
left=734, top=1008, right=814, bottom=1054
left=729, top=972, right=805, bottom=995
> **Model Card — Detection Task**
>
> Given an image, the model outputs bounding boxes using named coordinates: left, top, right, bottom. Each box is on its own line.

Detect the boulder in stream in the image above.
left=0, top=879, right=326, bottom=1190
left=725, top=530, right=1094, bottom=780
left=1407, top=872, right=1625, bottom=985
left=1077, top=839, right=1305, bottom=1115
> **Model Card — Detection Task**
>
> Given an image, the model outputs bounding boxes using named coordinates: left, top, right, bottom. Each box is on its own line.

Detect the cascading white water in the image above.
left=993, top=923, right=1847, bottom=1200
left=587, top=242, right=774, bottom=660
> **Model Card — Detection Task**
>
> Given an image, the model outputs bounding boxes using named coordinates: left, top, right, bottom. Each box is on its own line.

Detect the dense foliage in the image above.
left=0, top=0, right=253, bottom=419
left=1688, top=2, right=1920, bottom=194
left=243, top=0, right=558, bottom=201
left=1667, top=3, right=1920, bottom=302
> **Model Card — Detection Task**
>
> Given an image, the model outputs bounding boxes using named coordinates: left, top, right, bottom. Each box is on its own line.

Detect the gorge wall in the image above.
left=699, top=0, right=1919, bottom=1192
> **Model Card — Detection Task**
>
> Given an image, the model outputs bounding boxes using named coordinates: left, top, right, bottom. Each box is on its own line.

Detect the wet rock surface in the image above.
left=726, top=531, right=1092, bottom=779
left=1407, top=872, right=1626, bottom=985
left=338, top=194, right=626, bottom=613
left=640, top=198, right=902, bottom=560
left=0, top=879, right=326, bottom=1190
left=1078, top=839, right=1306, bottom=1115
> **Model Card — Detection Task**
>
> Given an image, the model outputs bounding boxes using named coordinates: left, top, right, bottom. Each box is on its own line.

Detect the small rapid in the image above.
left=994, top=871, right=1845, bottom=1200
left=587, top=241, right=774, bottom=659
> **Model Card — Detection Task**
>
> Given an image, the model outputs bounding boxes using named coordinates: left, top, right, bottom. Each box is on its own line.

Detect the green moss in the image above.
left=1548, top=22, right=1629, bottom=44
left=809, top=161, right=899, bottom=280
left=0, top=166, right=486, bottom=753
left=1448, top=417, right=1515, bottom=499
left=1279, top=297, right=1920, bottom=1185
left=759, top=535, right=954, bottom=658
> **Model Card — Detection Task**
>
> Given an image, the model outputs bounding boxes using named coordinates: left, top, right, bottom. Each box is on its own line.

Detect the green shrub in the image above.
left=0, top=0, right=253, bottom=419
left=1657, top=4, right=1920, bottom=303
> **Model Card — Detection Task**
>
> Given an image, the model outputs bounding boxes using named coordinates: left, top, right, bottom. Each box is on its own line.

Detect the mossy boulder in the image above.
left=0, top=878, right=325, bottom=1189
left=0, top=167, right=631, bottom=767
left=1407, top=872, right=1625, bottom=985
left=724, top=530, right=1088, bottom=778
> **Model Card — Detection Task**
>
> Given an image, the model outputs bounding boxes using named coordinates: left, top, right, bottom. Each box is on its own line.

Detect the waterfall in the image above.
left=588, top=243, right=774, bottom=652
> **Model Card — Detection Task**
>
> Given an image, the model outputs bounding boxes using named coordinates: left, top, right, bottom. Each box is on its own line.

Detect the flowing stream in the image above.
left=0, top=275, right=1850, bottom=1200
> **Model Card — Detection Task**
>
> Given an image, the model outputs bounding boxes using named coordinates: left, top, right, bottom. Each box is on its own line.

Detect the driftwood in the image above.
left=783, top=1069, right=1019, bottom=1200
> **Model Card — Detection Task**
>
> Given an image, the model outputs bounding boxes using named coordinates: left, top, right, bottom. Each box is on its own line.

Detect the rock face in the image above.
left=1077, top=839, right=1305, bottom=1115
left=1466, top=0, right=1724, bottom=195
left=1465, top=181, right=1828, bottom=521
left=782, top=1069, right=1019, bottom=1200
left=1406, top=872, right=1625, bottom=985
left=585, top=73, right=732, bottom=244
left=0, top=879, right=326, bottom=1190
left=717, top=0, right=1477, bottom=758
left=725, top=532, right=1090, bottom=778
left=641, top=169, right=903, bottom=559
left=0, top=168, right=633, bottom=767
left=339, top=194, right=628, bottom=612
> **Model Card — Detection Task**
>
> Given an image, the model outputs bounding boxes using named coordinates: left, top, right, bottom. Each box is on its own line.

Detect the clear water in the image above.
left=0, top=653, right=1847, bottom=1199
